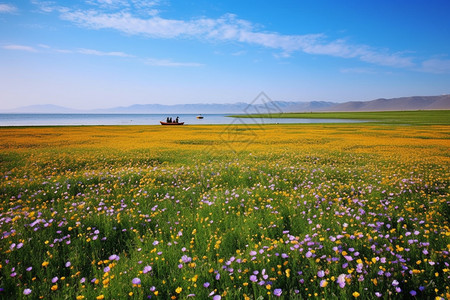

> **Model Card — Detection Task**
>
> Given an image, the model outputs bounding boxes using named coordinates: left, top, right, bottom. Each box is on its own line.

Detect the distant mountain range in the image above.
left=2, top=95, right=449, bottom=114
left=322, top=95, right=450, bottom=112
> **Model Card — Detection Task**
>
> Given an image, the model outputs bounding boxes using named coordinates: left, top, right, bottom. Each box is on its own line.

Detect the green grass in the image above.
left=229, top=110, right=450, bottom=125
left=0, top=124, right=449, bottom=299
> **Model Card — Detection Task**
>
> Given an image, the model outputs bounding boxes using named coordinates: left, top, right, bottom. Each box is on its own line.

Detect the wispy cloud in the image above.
left=77, top=48, right=134, bottom=57
left=0, top=3, right=17, bottom=13
left=2, top=42, right=203, bottom=67
left=2, top=44, right=37, bottom=52
left=145, top=58, right=203, bottom=67
left=421, top=58, right=450, bottom=74
left=41, top=3, right=416, bottom=69
left=340, top=68, right=377, bottom=74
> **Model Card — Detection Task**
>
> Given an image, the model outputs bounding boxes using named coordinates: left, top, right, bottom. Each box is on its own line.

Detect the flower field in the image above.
left=0, top=123, right=449, bottom=299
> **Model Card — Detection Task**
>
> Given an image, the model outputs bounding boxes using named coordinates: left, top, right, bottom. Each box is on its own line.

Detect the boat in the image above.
left=196, top=114, right=204, bottom=119
left=160, top=121, right=184, bottom=125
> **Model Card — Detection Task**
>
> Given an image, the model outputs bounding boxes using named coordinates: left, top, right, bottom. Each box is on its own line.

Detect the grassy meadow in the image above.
left=0, top=117, right=449, bottom=299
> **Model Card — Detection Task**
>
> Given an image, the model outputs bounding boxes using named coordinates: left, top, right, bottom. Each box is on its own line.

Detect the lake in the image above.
left=0, top=114, right=366, bottom=126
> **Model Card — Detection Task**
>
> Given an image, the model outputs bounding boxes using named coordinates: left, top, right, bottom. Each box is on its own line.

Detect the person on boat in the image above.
left=166, top=117, right=169, bottom=123
left=175, top=116, right=179, bottom=123
left=169, top=117, right=172, bottom=123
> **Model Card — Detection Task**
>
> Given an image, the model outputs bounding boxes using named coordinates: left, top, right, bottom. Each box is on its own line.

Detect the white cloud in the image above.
left=0, top=3, right=17, bottom=13
left=145, top=58, right=203, bottom=67
left=54, top=8, right=415, bottom=69
left=30, top=2, right=420, bottom=69
left=421, top=58, right=450, bottom=74
left=77, top=48, right=134, bottom=57
left=2, top=44, right=37, bottom=52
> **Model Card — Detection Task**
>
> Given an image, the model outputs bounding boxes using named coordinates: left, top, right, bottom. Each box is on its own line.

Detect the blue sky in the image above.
left=1, top=0, right=449, bottom=109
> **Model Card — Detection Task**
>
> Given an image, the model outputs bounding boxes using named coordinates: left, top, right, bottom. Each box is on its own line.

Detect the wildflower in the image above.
left=96, top=295, right=104, bottom=300
left=175, top=287, right=182, bottom=294
left=250, top=275, right=257, bottom=282
left=181, top=255, right=191, bottom=263
left=337, top=274, right=346, bottom=288
left=65, top=261, right=71, bottom=267
left=410, top=290, right=417, bottom=296
left=273, top=288, right=282, bottom=297
left=317, top=270, right=325, bottom=278
left=42, top=261, right=49, bottom=267
left=52, top=277, right=58, bottom=283
left=109, top=254, right=119, bottom=261
left=352, top=291, right=360, bottom=298
left=143, top=265, right=152, bottom=274
left=203, top=282, right=210, bottom=288
left=132, top=278, right=141, bottom=285
left=23, top=288, right=32, bottom=295
left=103, top=266, right=110, bottom=273
left=213, top=295, right=221, bottom=300
left=51, top=284, right=58, bottom=291
left=320, top=279, right=328, bottom=287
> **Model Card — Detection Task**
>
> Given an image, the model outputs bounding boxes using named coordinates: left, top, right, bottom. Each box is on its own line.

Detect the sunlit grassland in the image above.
left=229, top=110, right=450, bottom=125
left=0, top=123, right=449, bottom=299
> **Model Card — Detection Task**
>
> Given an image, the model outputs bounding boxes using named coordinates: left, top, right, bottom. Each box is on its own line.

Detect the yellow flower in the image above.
left=42, top=261, right=49, bottom=267
left=76, top=296, right=85, bottom=300
left=353, top=291, right=360, bottom=298
left=96, top=295, right=104, bottom=300
left=51, top=284, right=58, bottom=291
left=176, top=287, right=182, bottom=294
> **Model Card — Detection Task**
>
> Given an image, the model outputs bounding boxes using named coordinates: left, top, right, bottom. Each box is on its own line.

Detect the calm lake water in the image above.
left=0, top=114, right=365, bottom=126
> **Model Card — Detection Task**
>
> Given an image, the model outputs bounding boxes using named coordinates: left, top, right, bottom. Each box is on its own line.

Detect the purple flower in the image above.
left=143, top=265, right=152, bottom=274
left=109, top=254, right=119, bottom=261
left=281, top=253, right=289, bottom=259
left=23, top=288, right=32, bottom=295
left=375, top=292, right=382, bottom=297
left=273, top=288, right=282, bottom=297
left=250, top=275, right=257, bottom=282
left=132, top=278, right=141, bottom=285
left=181, top=255, right=191, bottom=263
left=52, top=277, right=58, bottom=283
left=213, top=295, right=221, bottom=300
left=103, top=266, right=110, bottom=273
left=305, top=251, right=312, bottom=258
left=65, top=261, right=71, bottom=267
left=410, top=290, right=417, bottom=296
left=203, top=282, right=210, bottom=288
left=337, top=274, right=346, bottom=288
left=215, top=273, right=220, bottom=280
left=317, top=270, right=325, bottom=278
